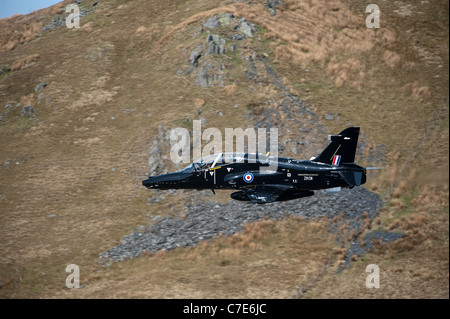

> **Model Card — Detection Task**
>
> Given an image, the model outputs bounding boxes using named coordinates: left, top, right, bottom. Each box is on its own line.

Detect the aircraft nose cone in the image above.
left=142, top=177, right=157, bottom=188
left=142, top=172, right=192, bottom=189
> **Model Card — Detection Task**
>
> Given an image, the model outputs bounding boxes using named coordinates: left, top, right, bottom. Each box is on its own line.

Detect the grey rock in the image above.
left=195, top=65, right=210, bottom=87
left=35, top=82, right=47, bottom=92
left=189, top=45, right=203, bottom=66
left=218, top=13, right=234, bottom=25
left=239, top=21, right=254, bottom=37
left=211, top=34, right=224, bottom=44
left=206, top=35, right=226, bottom=55
left=148, top=141, right=161, bottom=175
left=325, top=113, right=334, bottom=120
left=21, top=105, right=35, bottom=117
left=233, top=18, right=256, bottom=37
left=344, top=231, right=403, bottom=267
left=231, top=33, right=245, bottom=40
left=206, top=42, right=226, bottom=55
left=0, top=65, right=10, bottom=75
left=206, top=42, right=216, bottom=55
left=204, top=16, right=220, bottom=29
left=268, top=0, right=283, bottom=8
left=42, top=15, right=65, bottom=31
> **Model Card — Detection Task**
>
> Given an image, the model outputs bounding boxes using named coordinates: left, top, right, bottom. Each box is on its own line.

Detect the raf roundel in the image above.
left=243, top=172, right=254, bottom=183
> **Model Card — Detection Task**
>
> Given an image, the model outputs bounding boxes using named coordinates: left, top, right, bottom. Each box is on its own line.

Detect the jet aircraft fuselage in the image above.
left=143, top=127, right=370, bottom=203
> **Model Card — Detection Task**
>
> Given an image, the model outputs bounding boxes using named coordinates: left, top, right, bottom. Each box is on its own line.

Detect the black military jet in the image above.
left=143, top=127, right=377, bottom=203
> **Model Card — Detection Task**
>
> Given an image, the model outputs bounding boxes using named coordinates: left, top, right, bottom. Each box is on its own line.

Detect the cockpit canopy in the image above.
left=181, top=152, right=271, bottom=172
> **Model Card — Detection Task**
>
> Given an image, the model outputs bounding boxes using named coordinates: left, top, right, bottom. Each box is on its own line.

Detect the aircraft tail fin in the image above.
left=312, top=127, right=360, bottom=165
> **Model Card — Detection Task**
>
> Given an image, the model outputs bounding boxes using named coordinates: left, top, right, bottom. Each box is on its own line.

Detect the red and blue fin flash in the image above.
left=332, top=155, right=341, bottom=166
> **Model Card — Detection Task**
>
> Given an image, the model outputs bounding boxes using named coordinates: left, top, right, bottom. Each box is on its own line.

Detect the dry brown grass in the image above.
left=229, top=219, right=274, bottom=249
left=10, top=54, right=40, bottom=71
left=193, top=97, right=205, bottom=108
left=412, top=185, right=449, bottom=214
left=404, top=81, right=432, bottom=101
left=392, top=181, right=407, bottom=199
left=0, top=1, right=68, bottom=52
left=20, top=93, right=34, bottom=106
left=44, top=217, right=336, bottom=299
left=383, top=50, right=402, bottom=69
left=0, top=18, right=42, bottom=52
left=327, top=57, right=364, bottom=88
left=223, top=84, right=237, bottom=94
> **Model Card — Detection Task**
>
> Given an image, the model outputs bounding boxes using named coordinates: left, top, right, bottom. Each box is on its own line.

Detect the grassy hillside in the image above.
left=0, top=0, right=448, bottom=298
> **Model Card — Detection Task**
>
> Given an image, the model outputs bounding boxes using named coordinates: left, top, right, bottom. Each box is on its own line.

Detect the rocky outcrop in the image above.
left=186, top=32, right=228, bottom=87
left=183, top=13, right=260, bottom=88
left=206, top=34, right=226, bottom=55
left=99, top=187, right=394, bottom=263
left=147, top=125, right=169, bottom=176
left=195, top=61, right=224, bottom=87
left=203, top=13, right=235, bottom=29
left=203, top=16, right=220, bottom=29
left=233, top=18, right=256, bottom=37
left=189, top=45, right=203, bottom=67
